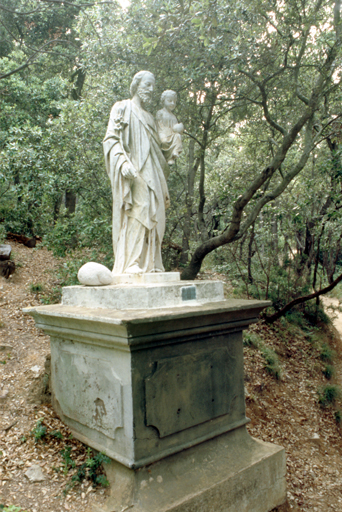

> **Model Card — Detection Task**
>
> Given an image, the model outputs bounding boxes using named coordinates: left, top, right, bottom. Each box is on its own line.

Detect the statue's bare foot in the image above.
left=125, top=264, right=142, bottom=274
left=150, top=268, right=164, bottom=273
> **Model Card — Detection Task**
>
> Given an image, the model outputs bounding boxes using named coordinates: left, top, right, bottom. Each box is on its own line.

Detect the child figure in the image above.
left=156, top=90, right=184, bottom=165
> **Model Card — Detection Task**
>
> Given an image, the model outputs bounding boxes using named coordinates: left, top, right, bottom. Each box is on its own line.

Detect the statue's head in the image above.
left=160, top=90, right=177, bottom=111
left=130, top=71, right=155, bottom=105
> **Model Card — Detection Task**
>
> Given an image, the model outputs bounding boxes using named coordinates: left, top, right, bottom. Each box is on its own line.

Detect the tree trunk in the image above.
left=180, top=140, right=199, bottom=265
left=53, top=194, right=63, bottom=224
left=247, top=225, right=255, bottom=284
left=65, top=191, right=76, bottom=215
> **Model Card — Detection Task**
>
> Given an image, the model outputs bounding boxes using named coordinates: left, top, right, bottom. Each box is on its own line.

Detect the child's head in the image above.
left=161, top=90, right=177, bottom=111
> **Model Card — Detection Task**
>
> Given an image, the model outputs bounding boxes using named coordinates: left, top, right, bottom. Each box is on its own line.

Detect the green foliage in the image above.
left=60, top=446, right=76, bottom=475
left=285, top=311, right=307, bottom=330
left=44, top=215, right=79, bottom=258
left=320, top=344, right=336, bottom=364
left=335, top=410, right=341, bottom=424
left=261, top=347, right=282, bottom=380
left=40, top=286, right=62, bottom=305
left=322, top=364, right=335, bottom=380
left=318, top=385, right=341, bottom=407
left=243, top=332, right=261, bottom=348
left=243, top=330, right=281, bottom=379
left=1, top=506, right=28, bottom=512
left=30, top=418, right=47, bottom=442
left=50, top=430, right=64, bottom=440
left=304, top=302, right=331, bottom=325
left=63, top=448, right=110, bottom=495
left=29, top=283, right=44, bottom=294
left=75, top=448, right=110, bottom=487
left=0, top=224, right=6, bottom=244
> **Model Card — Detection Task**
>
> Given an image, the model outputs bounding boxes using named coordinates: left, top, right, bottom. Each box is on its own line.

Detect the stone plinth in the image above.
left=62, top=279, right=224, bottom=310
left=100, top=427, right=286, bottom=512
left=112, top=271, right=181, bottom=285
left=24, top=292, right=286, bottom=512
left=25, top=299, right=267, bottom=468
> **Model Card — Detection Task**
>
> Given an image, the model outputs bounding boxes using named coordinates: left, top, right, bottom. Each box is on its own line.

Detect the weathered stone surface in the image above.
left=112, top=271, right=180, bottom=285
left=104, top=71, right=169, bottom=275
left=156, top=89, right=184, bottom=165
left=95, top=427, right=286, bottom=512
left=62, top=280, right=224, bottom=310
left=77, top=262, right=113, bottom=286
left=55, top=351, right=123, bottom=439
left=145, top=348, right=234, bottom=437
left=25, top=293, right=286, bottom=512
left=24, top=464, right=46, bottom=482
left=0, top=244, right=11, bottom=261
left=24, top=298, right=269, bottom=469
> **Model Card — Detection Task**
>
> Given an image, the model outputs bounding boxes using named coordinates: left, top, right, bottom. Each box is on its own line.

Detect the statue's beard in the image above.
left=137, top=85, right=152, bottom=106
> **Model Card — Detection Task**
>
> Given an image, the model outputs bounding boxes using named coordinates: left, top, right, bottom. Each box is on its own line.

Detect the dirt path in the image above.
left=322, top=296, right=342, bottom=332
left=0, top=243, right=108, bottom=511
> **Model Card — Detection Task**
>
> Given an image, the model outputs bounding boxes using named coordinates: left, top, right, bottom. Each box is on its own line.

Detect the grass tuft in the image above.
left=322, top=364, right=335, bottom=380
left=318, top=385, right=341, bottom=407
left=320, top=343, right=336, bottom=364
left=29, top=283, right=44, bottom=294
left=243, top=332, right=261, bottom=348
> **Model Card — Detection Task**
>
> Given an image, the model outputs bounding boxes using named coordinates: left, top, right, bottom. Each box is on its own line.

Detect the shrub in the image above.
left=285, top=310, right=307, bottom=329
left=30, top=418, right=47, bottom=442
left=322, top=364, right=335, bottom=380
left=318, top=385, right=341, bottom=407
left=243, top=332, right=261, bottom=348
left=0, top=224, right=6, bottom=244
left=320, top=343, right=336, bottom=364
left=29, top=283, right=44, bottom=294
left=261, top=347, right=282, bottom=380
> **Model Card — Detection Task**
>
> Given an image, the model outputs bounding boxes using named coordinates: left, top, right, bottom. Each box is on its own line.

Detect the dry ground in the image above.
left=0, top=242, right=342, bottom=511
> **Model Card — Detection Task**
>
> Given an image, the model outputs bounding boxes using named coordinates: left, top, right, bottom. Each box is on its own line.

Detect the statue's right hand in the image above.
left=121, top=162, right=137, bottom=179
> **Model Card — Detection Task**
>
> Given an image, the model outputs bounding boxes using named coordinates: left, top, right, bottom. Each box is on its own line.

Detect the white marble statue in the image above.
left=103, top=71, right=170, bottom=274
left=156, top=90, right=184, bottom=165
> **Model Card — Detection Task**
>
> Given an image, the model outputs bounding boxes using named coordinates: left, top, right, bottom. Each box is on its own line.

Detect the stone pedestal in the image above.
left=101, top=427, right=286, bottom=512
left=24, top=280, right=286, bottom=512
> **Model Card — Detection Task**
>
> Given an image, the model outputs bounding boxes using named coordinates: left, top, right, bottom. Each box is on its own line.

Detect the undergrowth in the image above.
left=29, top=417, right=109, bottom=495
left=243, top=331, right=282, bottom=379
left=245, top=308, right=342, bottom=420
left=318, top=385, right=341, bottom=407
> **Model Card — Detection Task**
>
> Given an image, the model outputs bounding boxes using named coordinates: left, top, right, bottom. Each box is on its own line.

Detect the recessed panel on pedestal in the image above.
left=145, top=348, right=236, bottom=437
left=54, top=350, right=123, bottom=439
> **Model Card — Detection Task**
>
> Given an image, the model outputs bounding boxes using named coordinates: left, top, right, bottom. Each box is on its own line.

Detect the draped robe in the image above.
left=103, top=100, right=170, bottom=274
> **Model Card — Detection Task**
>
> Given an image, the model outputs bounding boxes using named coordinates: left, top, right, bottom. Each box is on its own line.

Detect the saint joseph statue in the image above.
left=103, top=71, right=170, bottom=274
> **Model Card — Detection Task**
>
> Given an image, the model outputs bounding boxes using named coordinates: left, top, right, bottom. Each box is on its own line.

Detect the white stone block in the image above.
left=62, top=280, right=224, bottom=310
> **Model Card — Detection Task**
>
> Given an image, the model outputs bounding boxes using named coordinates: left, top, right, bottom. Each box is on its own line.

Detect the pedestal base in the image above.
left=95, top=427, right=286, bottom=512
left=62, top=279, right=224, bottom=310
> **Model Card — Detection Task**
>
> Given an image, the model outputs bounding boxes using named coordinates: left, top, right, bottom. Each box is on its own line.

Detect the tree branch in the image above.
left=264, top=271, right=342, bottom=323
left=183, top=130, right=203, bottom=148
left=239, top=69, right=287, bottom=135
left=0, top=39, right=76, bottom=79
left=0, top=0, right=114, bottom=14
